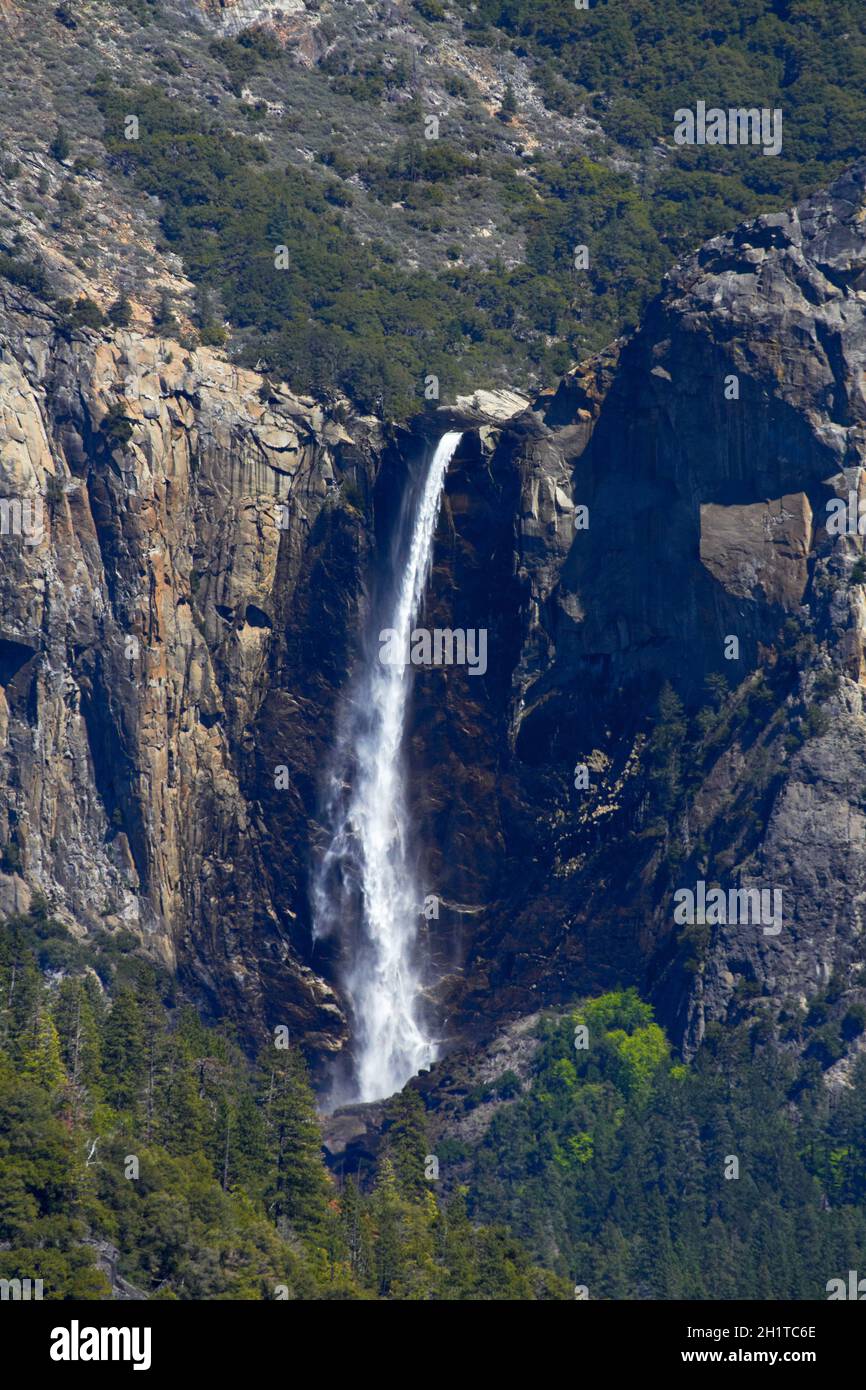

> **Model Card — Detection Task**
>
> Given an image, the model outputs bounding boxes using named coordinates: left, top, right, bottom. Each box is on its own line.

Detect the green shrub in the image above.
left=100, top=401, right=134, bottom=446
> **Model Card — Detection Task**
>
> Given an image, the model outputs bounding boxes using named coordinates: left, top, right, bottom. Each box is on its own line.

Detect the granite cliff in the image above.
left=0, top=277, right=386, bottom=1060
left=4, top=113, right=866, bottom=1083
left=426, top=161, right=866, bottom=1066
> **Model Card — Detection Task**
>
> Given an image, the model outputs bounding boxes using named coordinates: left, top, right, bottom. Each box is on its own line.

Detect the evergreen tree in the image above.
left=233, top=1088, right=269, bottom=1196
left=379, top=1089, right=429, bottom=1198
left=704, top=671, right=729, bottom=710
left=338, top=1176, right=373, bottom=1286
left=100, top=986, right=145, bottom=1111
left=154, top=288, right=177, bottom=333
left=0, top=922, right=40, bottom=1061
left=261, top=1047, right=330, bottom=1237
left=153, top=1035, right=207, bottom=1156
left=22, top=1009, right=65, bottom=1092
left=498, top=83, right=518, bottom=121
left=53, top=978, right=102, bottom=1125
left=370, top=1157, right=403, bottom=1296
left=647, top=680, right=687, bottom=813
left=49, top=125, right=71, bottom=162
left=434, top=1186, right=474, bottom=1296
left=108, top=289, right=133, bottom=327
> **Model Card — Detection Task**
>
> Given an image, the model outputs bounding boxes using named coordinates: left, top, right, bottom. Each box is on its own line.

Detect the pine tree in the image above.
left=0, top=922, right=40, bottom=1061
left=704, top=671, right=729, bottom=710
left=154, top=289, right=177, bottom=334
left=380, top=1089, right=429, bottom=1198
left=499, top=84, right=518, bottom=121
left=49, top=125, right=71, bottom=162
left=23, top=1009, right=66, bottom=1092
left=435, top=1185, right=474, bottom=1294
left=153, top=1035, right=207, bottom=1156
left=53, top=978, right=102, bottom=1126
left=261, top=1048, right=330, bottom=1237
left=136, top=970, right=165, bottom=1146
left=337, top=1177, right=369, bottom=1284
left=370, top=1156, right=403, bottom=1296
left=647, top=680, right=687, bottom=813
left=100, top=986, right=145, bottom=1111
left=108, top=290, right=133, bottom=328
left=233, top=1089, right=269, bottom=1196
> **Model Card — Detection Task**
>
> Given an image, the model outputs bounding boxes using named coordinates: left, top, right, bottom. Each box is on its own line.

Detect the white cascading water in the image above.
left=313, top=431, right=463, bottom=1104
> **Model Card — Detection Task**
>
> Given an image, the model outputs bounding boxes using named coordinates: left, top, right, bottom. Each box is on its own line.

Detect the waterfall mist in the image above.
left=312, top=431, right=463, bottom=1104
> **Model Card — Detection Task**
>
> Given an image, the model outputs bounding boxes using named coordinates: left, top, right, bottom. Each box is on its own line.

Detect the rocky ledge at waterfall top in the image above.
left=5, top=162, right=866, bottom=1079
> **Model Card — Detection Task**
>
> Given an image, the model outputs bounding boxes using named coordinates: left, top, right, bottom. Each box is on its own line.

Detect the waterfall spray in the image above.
left=313, top=431, right=463, bottom=1103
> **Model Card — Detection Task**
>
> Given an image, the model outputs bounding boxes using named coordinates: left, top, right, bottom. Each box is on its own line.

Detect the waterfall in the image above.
left=313, top=431, right=463, bottom=1104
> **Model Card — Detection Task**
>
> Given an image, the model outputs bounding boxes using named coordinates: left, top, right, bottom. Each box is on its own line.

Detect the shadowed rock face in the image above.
left=371, top=161, right=866, bottom=1060
left=5, top=162, right=866, bottom=1076
left=414, top=160, right=866, bottom=1055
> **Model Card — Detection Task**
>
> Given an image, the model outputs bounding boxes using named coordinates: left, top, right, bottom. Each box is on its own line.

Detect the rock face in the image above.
left=698, top=494, right=813, bottom=610
left=175, top=0, right=326, bottom=65
left=0, top=279, right=387, bottom=1058
left=412, top=160, right=866, bottom=1055
left=5, top=162, right=866, bottom=1077
left=180, top=0, right=309, bottom=36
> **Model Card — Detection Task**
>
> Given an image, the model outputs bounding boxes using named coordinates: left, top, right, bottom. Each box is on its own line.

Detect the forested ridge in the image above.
left=0, top=900, right=569, bottom=1299
left=459, top=993, right=866, bottom=1300
left=92, top=0, right=866, bottom=410
left=4, top=2, right=866, bottom=415
left=3, top=901, right=864, bottom=1300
